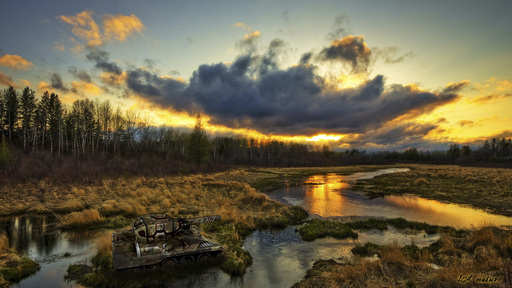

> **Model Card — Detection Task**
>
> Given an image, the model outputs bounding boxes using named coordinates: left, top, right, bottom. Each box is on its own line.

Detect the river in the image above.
left=6, top=168, right=512, bottom=287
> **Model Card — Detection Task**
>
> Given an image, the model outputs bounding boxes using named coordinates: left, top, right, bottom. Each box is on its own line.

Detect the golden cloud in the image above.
left=0, top=72, right=18, bottom=88
left=37, top=81, right=52, bottom=92
left=100, top=71, right=127, bottom=86
left=244, top=30, right=261, bottom=40
left=71, top=81, right=103, bottom=96
left=233, top=22, right=251, bottom=30
left=59, top=10, right=103, bottom=46
left=0, top=54, right=34, bottom=70
left=102, top=14, right=145, bottom=41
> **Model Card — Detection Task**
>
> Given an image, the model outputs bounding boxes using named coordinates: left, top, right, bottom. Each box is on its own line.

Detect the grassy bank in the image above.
left=298, top=217, right=444, bottom=242
left=293, top=225, right=512, bottom=288
left=0, top=234, right=40, bottom=288
left=352, top=164, right=512, bottom=217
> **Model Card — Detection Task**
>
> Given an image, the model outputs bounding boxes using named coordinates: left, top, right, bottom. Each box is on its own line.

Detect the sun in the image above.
left=306, top=134, right=343, bottom=142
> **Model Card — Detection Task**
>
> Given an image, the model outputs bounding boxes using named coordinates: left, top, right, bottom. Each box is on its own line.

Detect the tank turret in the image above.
left=112, top=214, right=224, bottom=270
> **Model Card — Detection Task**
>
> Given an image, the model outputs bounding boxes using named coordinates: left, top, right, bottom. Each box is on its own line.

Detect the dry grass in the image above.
left=0, top=167, right=316, bottom=232
left=0, top=235, right=8, bottom=254
left=352, top=164, right=512, bottom=217
left=294, top=226, right=512, bottom=288
left=60, top=209, right=103, bottom=229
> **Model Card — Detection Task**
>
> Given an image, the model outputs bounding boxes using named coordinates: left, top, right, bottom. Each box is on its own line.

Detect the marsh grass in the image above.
left=60, top=209, right=103, bottom=229
left=295, top=225, right=512, bottom=288
left=0, top=234, right=40, bottom=288
left=351, top=164, right=512, bottom=217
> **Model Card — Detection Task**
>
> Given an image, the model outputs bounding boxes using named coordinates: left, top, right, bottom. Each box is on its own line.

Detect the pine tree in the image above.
left=19, top=87, right=37, bottom=151
left=3, top=86, right=19, bottom=143
left=186, top=113, right=211, bottom=166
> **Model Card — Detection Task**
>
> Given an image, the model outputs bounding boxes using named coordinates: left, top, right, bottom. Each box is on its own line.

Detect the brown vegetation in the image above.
left=0, top=234, right=40, bottom=288
left=352, top=164, right=512, bottom=216
left=294, top=225, right=512, bottom=288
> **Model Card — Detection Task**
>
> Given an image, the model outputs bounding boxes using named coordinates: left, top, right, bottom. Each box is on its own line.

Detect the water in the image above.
left=269, top=168, right=512, bottom=229
left=1, top=215, right=105, bottom=288
left=5, top=168, right=512, bottom=287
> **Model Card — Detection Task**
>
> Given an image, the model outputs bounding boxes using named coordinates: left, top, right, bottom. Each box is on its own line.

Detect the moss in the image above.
left=386, top=218, right=439, bottom=234
left=221, top=246, right=253, bottom=276
left=0, top=255, right=40, bottom=284
left=401, top=243, right=420, bottom=260
left=299, top=219, right=358, bottom=241
left=351, top=242, right=380, bottom=257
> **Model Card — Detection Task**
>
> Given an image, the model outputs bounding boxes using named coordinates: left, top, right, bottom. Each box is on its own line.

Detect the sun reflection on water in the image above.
left=279, top=171, right=512, bottom=229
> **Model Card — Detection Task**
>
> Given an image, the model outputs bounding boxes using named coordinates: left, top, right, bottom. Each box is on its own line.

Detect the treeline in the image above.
left=367, top=139, right=512, bottom=163
left=1, top=86, right=511, bottom=182
left=0, top=86, right=367, bottom=182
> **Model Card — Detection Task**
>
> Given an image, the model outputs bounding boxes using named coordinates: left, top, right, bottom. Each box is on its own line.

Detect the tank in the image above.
left=112, top=214, right=224, bottom=270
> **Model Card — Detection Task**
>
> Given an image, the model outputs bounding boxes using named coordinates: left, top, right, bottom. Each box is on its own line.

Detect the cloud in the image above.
left=0, top=72, right=18, bottom=88
left=471, top=93, right=512, bottom=104
left=319, top=35, right=372, bottom=73
left=37, top=81, right=51, bottom=92
left=374, top=46, right=415, bottom=64
left=352, top=123, right=438, bottom=147
left=233, top=22, right=250, bottom=30
left=71, top=80, right=103, bottom=96
left=50, top=73, right=69, bottom=92
left=457, top=120, right=475, bottom=127
left=102, top=14, right=145, bottom=41
left=86, top=49, right=122, bottom=75
left=81, top=31, right=461, bottom=142
left=326, top=14, right=350, bottom=41
left=59, top=11, right=144, bottom=49
left=124, top=53, right=458, bottom=136
left=58, top=10, right=103, bottom=46
left=0, top=54, right=34, bottom=70
left=68, top=66, right=92, bottom=83
left=442, top=80, right=470, bottom=93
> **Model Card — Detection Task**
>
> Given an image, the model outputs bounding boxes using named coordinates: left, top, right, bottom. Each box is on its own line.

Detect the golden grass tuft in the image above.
left=61, top=209, right=103, bottom=228
left=0, top=234, right=9, bottom=253
left=414, top=177, right=428, bottom=186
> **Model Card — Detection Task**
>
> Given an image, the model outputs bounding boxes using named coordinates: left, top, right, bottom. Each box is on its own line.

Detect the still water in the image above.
left=269, top=168, right=512, bottom=229
left=5, top=168, right=512, bottom=287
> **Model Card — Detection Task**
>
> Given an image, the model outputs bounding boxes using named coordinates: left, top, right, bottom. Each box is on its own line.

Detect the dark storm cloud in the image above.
left=258, top=39, right=286, bottom=76
left=126, top=67, right=187, bottom=106
left=68, top=66, right=92, bottom=83
left=86, top=49, right=122, bottom=75
left=362, top=123, right=438, bottom=146
left=319, top=35, right=372, bottom=73
left=87, top=30, right=460, bottom=139
left=50, top=73, right=68, bottom=92
left=122, top=51, right=458, bottom=136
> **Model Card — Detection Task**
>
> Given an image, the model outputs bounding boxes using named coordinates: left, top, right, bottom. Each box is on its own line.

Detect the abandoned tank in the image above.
left=112, top=214, right=224, bottom=270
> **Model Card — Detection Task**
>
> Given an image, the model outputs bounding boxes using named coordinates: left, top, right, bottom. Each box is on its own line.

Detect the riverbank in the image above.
left=2, top=164, right=511, bottom=287
left=0, top=234, right=40, bottom=288
left=351, top=164, right=512, bottom=217
left=293, top=224, right=512, bottom=287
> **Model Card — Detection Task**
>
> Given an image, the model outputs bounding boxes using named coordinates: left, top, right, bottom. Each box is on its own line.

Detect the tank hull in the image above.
left=112, top=214, right=224, bottom=270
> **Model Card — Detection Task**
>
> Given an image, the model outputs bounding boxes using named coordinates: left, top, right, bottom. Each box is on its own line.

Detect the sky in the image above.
left=1, top=0, right=511, bottom=151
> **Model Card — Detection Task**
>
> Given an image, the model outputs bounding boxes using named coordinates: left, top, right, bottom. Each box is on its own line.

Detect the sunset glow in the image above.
left=1, top=1, right=511, bottom=151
